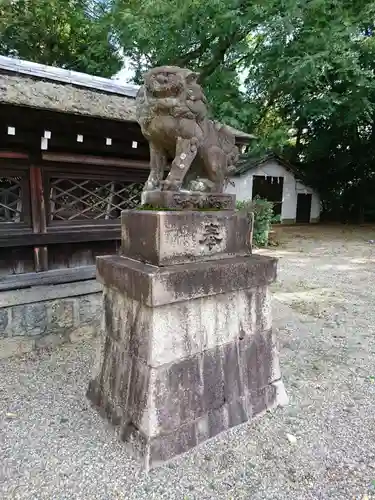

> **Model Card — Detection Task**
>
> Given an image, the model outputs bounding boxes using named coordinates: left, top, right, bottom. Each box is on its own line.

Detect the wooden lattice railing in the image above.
left=0, top=162, right=147, bottom=282
left=0, top=176, right=23, bottom=222
left=48, top=178, right=143, bottom=222
left=0, top=170, right=30, bottom=227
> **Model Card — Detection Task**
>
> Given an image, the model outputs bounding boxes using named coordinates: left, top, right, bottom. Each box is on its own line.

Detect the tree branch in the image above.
left=255, top=89, right=281, bottom=127
left=197, top=29, right=249, bottom=82
left=169, top=0, right=252, bottom=73
left=226, top=38, right=262, bottom=72
left=291, top=118, right=304, bottom=163
left=171, top=34, right=219, bottom=67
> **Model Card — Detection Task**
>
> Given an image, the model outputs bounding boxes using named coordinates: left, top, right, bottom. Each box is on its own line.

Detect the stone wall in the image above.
left=0, top=279, right=102, bottom=359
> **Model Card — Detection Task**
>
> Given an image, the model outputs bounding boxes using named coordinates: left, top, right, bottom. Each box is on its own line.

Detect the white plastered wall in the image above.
left=226, top=159, right=321, bottom=222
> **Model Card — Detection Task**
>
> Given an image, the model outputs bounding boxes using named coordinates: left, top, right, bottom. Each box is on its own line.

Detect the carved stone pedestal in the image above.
left=141, top=190, right=236, bottom=210
left=87, top=207, right=287, bottom=470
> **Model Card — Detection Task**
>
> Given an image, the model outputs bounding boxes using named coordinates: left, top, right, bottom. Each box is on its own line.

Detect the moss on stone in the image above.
left=135, top=204, right=222, bottom=212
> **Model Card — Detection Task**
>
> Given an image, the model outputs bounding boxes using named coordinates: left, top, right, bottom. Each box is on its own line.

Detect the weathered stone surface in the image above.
left=0, top=279, right=102, bottom=308
left=97, top=254, right=277, bottom=307
left=0, top=283, right=102, bottom=359
left=239, top=329, right=274, bottom=392
left=79, top=294, right=102, bottom=326
left=48, top=300, right=75, bottom=332
left=117, top=377, right=287, bottom=470
left=203, top=347, right=224, bottom=411
left=136, top=66, right=239, bottom=194
left=120, top=423, right=148, bottom=462
left=151, top=355, right=203, bottom=433
left=88, top=208, right=286, bottom=470
left=207, top=404, right=229, bottom=439
left=88, top=326, right=283, bottom=436
left=222, top=342, right=243, bottom=403
left=98, top=285, right=272, bottom=367
left=87, top=334, right=287, bottom=468
left=128, top=358, right=150, bottom=432
left=0, top=308, right=10, bottom=336
left=148, top=420, right=197, bottom=468
left=255, top=286, right=273, bottom=331
left=249, top=386, right=269, bottom=417
left=102, top=288, right=152, bottom=359
left=227, top=398, right=248, bottom=428
left=140, top=191, right=236, bottom=210
left=121, top=209, right=251, bottom=266
left=118, top=420, right=199, bottom=469
left=88, top=330, right=287, bottom=470
left=12, top=303, right=48, bottom=336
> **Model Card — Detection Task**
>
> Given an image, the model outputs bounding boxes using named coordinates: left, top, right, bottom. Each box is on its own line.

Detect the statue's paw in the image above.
left=188, top=177, right=214, bottom=193
left=144, top=180, right=161, bottom=191
left=161, top=180, right=180, bottom=191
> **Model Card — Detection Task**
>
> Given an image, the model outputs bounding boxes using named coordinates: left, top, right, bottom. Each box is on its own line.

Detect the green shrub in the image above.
left=271, top=213, right=281, bottom=224
left=236, top=196, right=275, bottom=247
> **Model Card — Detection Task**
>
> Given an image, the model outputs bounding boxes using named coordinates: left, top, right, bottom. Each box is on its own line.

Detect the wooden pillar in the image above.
left=30, top=166, right=48, bottom=272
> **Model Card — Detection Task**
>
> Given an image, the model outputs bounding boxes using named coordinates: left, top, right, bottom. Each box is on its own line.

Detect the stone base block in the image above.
left=96, top=254, right=277, bottom=307
left=121, top=209, right=252, bottom=266
left=87, top=254, right=286, bottom=470
left=88, top=375, right=286, bottom=470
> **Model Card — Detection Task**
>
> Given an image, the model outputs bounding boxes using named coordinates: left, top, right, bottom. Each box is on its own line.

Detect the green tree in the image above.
left=111, top=0, right=270, bottom=128
left=111, top=0, right=375, bottom=221
left=0, top=0, right=122, bottom=77
left=245, top=0, right=375, bottom=221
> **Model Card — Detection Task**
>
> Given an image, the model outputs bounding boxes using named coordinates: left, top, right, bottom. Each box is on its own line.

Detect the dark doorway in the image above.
left=252, top=175, right=284, bottom=216
left=296, top=193, right=312, bottom=223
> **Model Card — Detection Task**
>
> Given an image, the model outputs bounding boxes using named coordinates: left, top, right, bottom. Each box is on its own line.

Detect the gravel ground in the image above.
left=1, top=226, right=375, bottom=500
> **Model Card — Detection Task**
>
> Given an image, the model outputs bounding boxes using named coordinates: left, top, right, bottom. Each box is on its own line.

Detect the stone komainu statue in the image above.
left=135, top=66, right=239, bottom=193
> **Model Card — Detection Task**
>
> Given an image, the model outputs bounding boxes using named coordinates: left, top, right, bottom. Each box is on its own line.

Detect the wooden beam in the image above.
left=0, top=265, right=96, bottom=291
left=0, top=151, right=28, bottom=159
left=1, top=127, right=149, bottom=160
left=0, top=227, right=122, bottom=248
left=46, top=140, right=150, bottom=160
left=29, top=166, right=48, bottom=271
left=0, top=104, right=151, bottom=163
left=42, top=153, right=150, bottom=169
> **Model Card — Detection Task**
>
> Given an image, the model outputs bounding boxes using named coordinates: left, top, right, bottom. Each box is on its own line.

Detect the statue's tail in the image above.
left=215, top=124, right=239, bottom=163
left=213, top=124, right=239, bottom=188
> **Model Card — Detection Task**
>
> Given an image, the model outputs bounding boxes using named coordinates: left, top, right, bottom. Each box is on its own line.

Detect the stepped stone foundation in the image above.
left=87, top=201, right=287, bottom=470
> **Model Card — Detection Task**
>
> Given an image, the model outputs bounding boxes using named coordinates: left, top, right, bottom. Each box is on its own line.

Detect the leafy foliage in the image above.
left=111, top=0, right=266, bottom=127
left=245, top=0, right=375, bottom=222
left=0, top=0, right=122, bottom=76
left=111, top=0, right=375, bottom=221
left=237, top=197, right=274, bottom=247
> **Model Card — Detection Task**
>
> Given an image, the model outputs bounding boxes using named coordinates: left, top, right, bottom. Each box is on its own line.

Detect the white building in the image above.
left=227, top=153, right=321, bottom=224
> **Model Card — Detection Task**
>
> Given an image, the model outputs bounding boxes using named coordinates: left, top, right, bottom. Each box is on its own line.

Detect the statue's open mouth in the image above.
left=151, top=85, right=179, bottom=97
